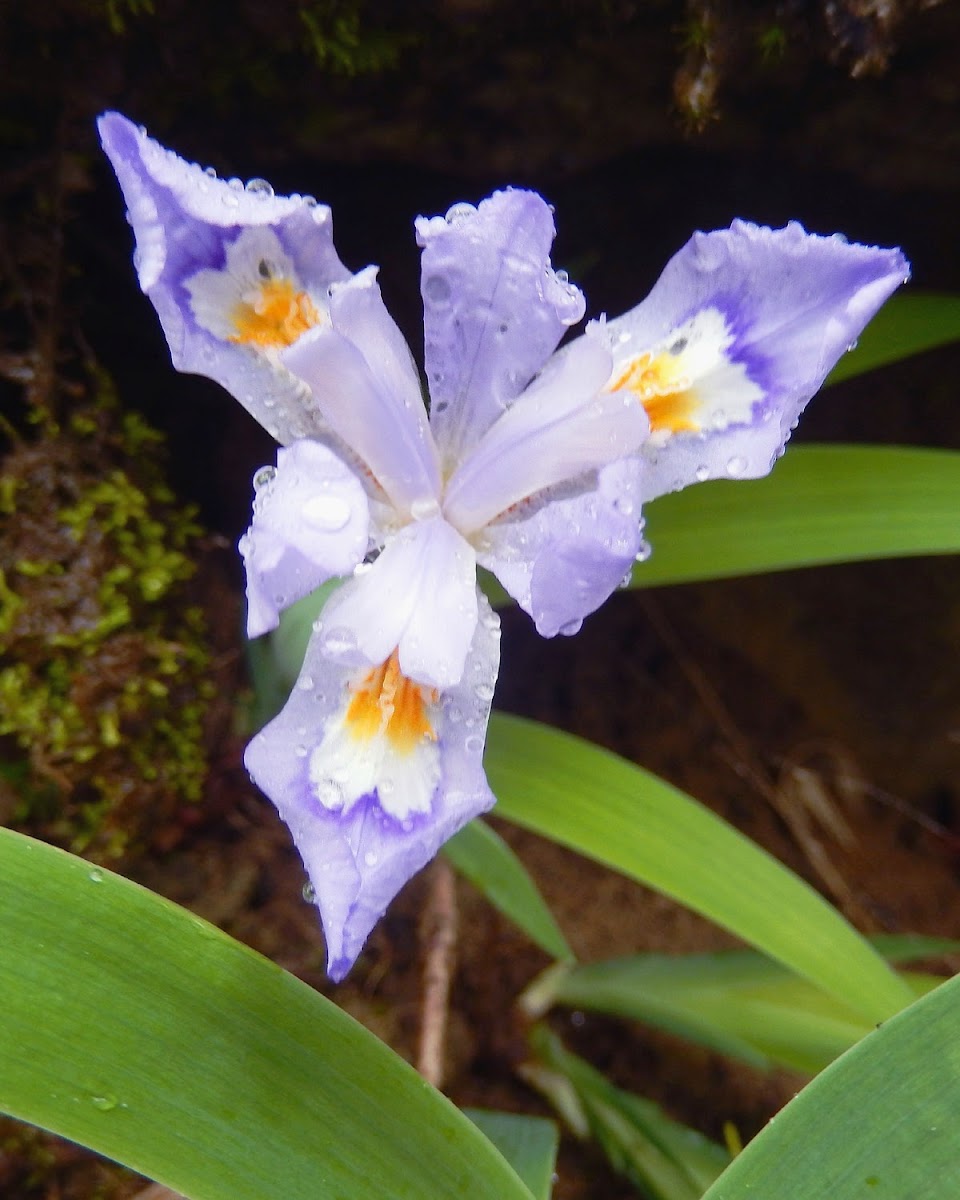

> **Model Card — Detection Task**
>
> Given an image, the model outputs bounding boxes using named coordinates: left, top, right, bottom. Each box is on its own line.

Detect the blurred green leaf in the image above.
left=703, top=972, right=960, bottom=1199
left=487, top=714, right=914, bottom=1025
left=465, top=1109, right=559, bottom=1200
left=826, top=292, right=960, bottom=385
left=630, top=445, right=960, bottom=588
left=0, top=827, right=534, bottom=1200
left=526, top=1027, right=730, bottom=1200
left=521, top=937, right=953, bottom=1074
left=444, top=819, right=574, bottom=961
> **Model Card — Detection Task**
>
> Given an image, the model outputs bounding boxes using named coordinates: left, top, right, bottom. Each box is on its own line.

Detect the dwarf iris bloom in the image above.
left=100, top=112, right=908, bottom=978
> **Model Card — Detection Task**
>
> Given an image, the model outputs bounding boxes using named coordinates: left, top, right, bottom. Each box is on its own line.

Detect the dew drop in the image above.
left=363, top=850, right=380, bottom=867
left=464, top=734, right=484, bottom=754
left=302, top=493, right=352, bottom=532
left=555, top=268, right=569, bottom=284
left=322, top=627, right=357, bottom=655
left=726, top=455, right=748, bottom=477
left=559, top=619, right=583, bottom=636
left=298, top=674, right=315, bottom=690
left=446, top=704, right=463, bottom=724
left=88, top=868, right=104, bottom=883
left=847, top=338, right=859, bottom=353
left=410, top=497, right=440, bottom=521
left=424, top=275, right=452, bottom=307
left=314, top=780, right=344, bottom=810
left=474, top=682, right=495, bottom=702
left=694, top=465, right=711, bottom=482
left=91, top=1094, right=118, bottom=1112
left=445, top=201, right=476, bottom=225
left=634, top=539, right=653, bottom=564
left=302, top=881, right=317, bottom=902
left=294, top=744, right=308, bottom=758
left=245, top=177, right=274, bottom=198
left=253, top=465, right=276, bottom=491
left=614, top=496, right=634, bottom=516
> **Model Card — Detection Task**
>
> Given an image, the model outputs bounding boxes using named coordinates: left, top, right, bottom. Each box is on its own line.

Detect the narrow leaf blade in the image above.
left=487, top=714, right=913, bottom=1024
left=444, top=819, right=574, bottom=961
left=465, top=1109, right=559, bottom=1200
left=826, top=292, right=960, bottom=384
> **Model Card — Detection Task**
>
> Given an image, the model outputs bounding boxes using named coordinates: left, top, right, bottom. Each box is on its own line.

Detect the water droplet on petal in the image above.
left=695, top=465, right=711, bottom=482
left=302, top=881, right=317, bottom=902
left=614, top=496, right=634, bottom=516
left=726, top=455, right=748, bottom=477
left=445, top=201, right=476, bottom=225
left=253, top=465, right=276, bottom=491
left=322, top=627, right=357, bottom=655
left=301, top=494, right=352, bottom=532
left=245, top=177, right=274, bottom=198
left=410, top=497, right=440, bottom=521
left=464, top=734, right=484, bottom=754
left=298, top=674, right=315, bottom=690
left=473, top=682, right=495, bottom=702
left=363, top=850, right=380, bottom=867
left=634, top=539, right=652, bottom=564
left=847, top=338, right=859, bottom=353
left=424, top=274, right=452, bottom=305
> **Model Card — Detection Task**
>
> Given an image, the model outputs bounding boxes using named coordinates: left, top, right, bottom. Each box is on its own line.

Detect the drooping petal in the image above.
left=98, top=111, right=351, bottom=444
left=444, top=335, right=648, bottom=534
left=244, top=591, right=500, bottom=980
left=416, top=190, right=585, bottom=471
left=477, top=458, right=645, bottom=637
left=282, top=274, right=441, bottom=515
left=239, top=440, right=369, bottom=638
left=314, top=515, right=478, bottom=689
left=593, top=220, right=909, bottom=500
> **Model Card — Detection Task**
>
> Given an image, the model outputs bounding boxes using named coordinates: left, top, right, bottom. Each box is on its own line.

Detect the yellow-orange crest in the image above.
left=606, top=349, right=699, bottom=436
left=229, top=269, right=322, bottom=349
left=345, top=651, right=438, bottom=755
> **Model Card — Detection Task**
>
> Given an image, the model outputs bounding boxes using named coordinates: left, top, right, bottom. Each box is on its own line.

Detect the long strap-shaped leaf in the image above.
left=486, top=714, right=913, bottom=1024
left=702, top=971, right=960, bottom=1199
left=0, top=828, right=533, bottom=1200
left=629, top=445, right=960, bottom=587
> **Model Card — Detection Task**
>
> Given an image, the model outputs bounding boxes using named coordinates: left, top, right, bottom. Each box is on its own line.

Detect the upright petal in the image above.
left=239, top=440, right=369, bottom=638
left=416, top=190, right=585, bottom=471
left=444, top=335, right=648, bottom=534
left=98, top=111, right=351, bottom=444
left=314, top=515, right=478, bottom=689
left=592, top=221, right=908, bottom=500
left=282, top=271, right=441, bottom=514
left=244, top=591, right=500, bottom=980
left=477, top=458, right=645, bottom=637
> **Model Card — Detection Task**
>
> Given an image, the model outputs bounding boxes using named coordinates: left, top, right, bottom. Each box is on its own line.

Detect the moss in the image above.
left=0, top=382, right=215, bottom=862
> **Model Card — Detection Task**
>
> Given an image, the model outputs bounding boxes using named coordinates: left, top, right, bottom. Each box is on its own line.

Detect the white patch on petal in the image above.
left=308, top=652, right=441, bottom=821
left=185, top=227, right=325, bottom=349
left=608, top=307, right=763, bottom=448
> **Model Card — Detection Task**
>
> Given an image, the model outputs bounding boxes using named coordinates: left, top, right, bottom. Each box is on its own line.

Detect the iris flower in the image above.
left=100, top=112, right=908, bottom=979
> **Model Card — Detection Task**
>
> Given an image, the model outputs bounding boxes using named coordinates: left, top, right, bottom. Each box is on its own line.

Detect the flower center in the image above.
left=345, top=650, right=438, bottom=753
left=606, top=348, right=697, bottom=435
left=229, top=268, right=322, bottom=349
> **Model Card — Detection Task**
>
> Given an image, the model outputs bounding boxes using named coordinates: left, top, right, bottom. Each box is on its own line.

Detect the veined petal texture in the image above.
left=315, top=515, right=478, bottom=689
left=239, top=440, right=369, bottom=638
left=98, top=111, right=352, bottom=444
left=597, top=220, right=909, bottom=500
left=444, top=336, right=648, bottom=533
left=417, top=190, right=585, bottom=471
left=283, top=289, right=440, bottom=516
left=244, top=591, right=500, bottom=980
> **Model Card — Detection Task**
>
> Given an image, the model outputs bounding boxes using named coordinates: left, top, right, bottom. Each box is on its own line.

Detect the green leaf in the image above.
left=826, top=292, right=960, bottom=385
left=521, top=942, right=947, bottom=1075
left=487, top=714, right=914, bottom=1024
left=444, top=819, right=574, bottom=962
left=629, top=446, right=960, bottom=588
left=526, top=1027, right=730, bottom=1200
left=0, top=827, right=534, bottom=1200
left=465, top=1109, right=559, bottom=1200
left=702, top=972, right=960, bottom=1200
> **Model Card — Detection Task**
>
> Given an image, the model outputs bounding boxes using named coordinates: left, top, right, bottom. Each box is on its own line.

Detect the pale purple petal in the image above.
left=282, top=296, right=440, bottom=516
left=477, top=458, right=645, bottom=636
left=593, top=220, right=909, bottom=500
left=315, top=515, right=478, bottom=689
left=239, top=440, right=369, bottom=638
left=98, top=111, right=351, bottom=444
left=416, top=190, right=585, bottom=471
left=244, top=591, right=500, bottom=980
left=444, top=336, right=648, bottom=534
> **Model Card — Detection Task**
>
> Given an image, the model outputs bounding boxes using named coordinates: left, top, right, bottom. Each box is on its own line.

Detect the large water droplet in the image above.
left=302, top=493, right=352, bottom=532
left=91, top=1094, right=118, bottom=1112
left=88, top=868, right=104, bottom=883
left=302, top=881, right=317, bottom=902
left=424, top=274, right=452, bottom=305
left=322, top=627, right=357, bottom=655
left=245, top=177, right=274, bottom=198
left=634, top=539, right=652, bottom=564
left=445, top=201, right=476, bottom=225
left=253, top=465, right=276, bottom=491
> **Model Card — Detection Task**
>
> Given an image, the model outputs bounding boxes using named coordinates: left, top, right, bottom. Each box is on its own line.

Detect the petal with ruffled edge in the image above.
left=98, top=111, right=351, bottom=444
left=282, top=271, right=440, bottom=515
left=239, top=440, right=369, bottom=638
left=315, top=515, right=478, bottom=689
left=416, top=190, right=585, bottom=472
left=444, top=335, right=648, bottom=534
left=591, top=221, right=909, bottom=500
left=244, top=591, right=500, bottom=980
left=476, top=458, right=645, bottom=637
